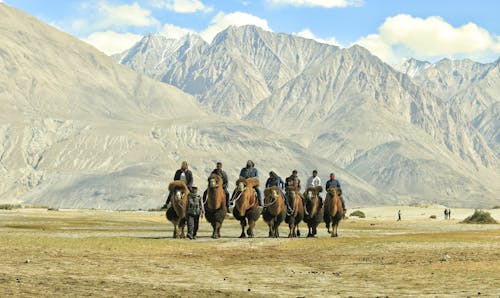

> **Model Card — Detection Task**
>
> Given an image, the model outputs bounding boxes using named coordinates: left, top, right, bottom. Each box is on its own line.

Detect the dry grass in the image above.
left=1, top=209, right=499, bottom=297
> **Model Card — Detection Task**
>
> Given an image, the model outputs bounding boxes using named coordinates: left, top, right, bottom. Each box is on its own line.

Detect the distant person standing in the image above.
left=186, top=186, right=204, bottom=240
left=444, top=208, right=448, bottom=220
left=397, top=210, right=402, bottom=221
left=163, top=161, right=193, bottom=208
left=447, top=208, right=451, bottom=220
left=325, top=173, right=346, bottom=212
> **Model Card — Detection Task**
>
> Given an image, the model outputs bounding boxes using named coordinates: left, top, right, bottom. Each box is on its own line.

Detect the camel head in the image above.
left=174, top=188, right=184, bottom=202
left=236, top=178, right=247, bottom=192
left=208, top=174, right=221, bottom=189
left=264, top=187, right=280, bottom=200
left=306, top=189, right=315, bottom=200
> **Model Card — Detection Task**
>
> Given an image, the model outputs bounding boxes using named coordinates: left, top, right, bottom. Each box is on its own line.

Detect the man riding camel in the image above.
left=325, top=172, right=346, bottom=212
left=236, top=160, right=262, bottom=206
left=266, top=171, right=293, bottom=215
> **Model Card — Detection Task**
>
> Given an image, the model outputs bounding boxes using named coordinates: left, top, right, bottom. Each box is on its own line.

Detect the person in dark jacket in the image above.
left=238, top=160, right=262, bottom=206
left=266, top=171, right=293, bottom=214
left=211, top=162, right=230, bottom=208
left=163, top=161, right=194, bottom=208
left=325, top=172, right=345, bottom=211
left=186, top=186, right=204, bottom=239
left=285, top=170, right=308, bottom=215
left=174, top=161, right=193, bottom=191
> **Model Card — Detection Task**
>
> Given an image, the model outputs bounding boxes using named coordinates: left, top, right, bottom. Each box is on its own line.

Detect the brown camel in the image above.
left=324, top=186, right=344, bottom=237
left=231, top=177, right=260, bottom=238
left=203, top=173, right=227, bottom=239
left=285, top=186, right=304, bottom=238
left=166, top=180, right=189, bottom=238
left=262, top=186, right=287, bottom=238
left=303, top=186, right=324, bottom=237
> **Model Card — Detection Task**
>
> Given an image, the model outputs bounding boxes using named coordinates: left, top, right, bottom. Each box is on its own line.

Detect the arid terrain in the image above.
left=1, top=206, right=499, bottom=297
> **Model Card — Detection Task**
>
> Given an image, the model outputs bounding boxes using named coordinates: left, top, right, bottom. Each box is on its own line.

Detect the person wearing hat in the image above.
left=238, top=160, right=262, bottom=206
left=186, top=186, right=204, bottom=239
left=325, top=172, right=345, bottom=211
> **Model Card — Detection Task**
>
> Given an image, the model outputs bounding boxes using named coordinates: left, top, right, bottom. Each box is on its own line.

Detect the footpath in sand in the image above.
left=1, top=206, right=499, bottom=297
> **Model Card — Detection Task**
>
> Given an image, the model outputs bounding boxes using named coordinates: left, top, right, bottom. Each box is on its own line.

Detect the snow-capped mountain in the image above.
left=0, top=4, right=381, bottom=209
left=117, top=25, right=500, bottom=208
left=1, top=3, right=498, bottom=209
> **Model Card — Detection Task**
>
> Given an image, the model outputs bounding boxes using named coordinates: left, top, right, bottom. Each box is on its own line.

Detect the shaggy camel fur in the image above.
left=166, top=180, right=189, bottom=238
left=285, top=186, right=304, bottom=238
left=231, top=177, right=260, bottom=238
left=262, top=186, right=287, bottom=238
left=324, top=186, right=344, bottom=237
left=303, top=186, right=324, bottom=237
left=204, top=173, right=227, bottom=239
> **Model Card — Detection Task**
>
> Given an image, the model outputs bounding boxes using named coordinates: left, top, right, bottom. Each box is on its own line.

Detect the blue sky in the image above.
left=2, top=0, right=499, bottom=64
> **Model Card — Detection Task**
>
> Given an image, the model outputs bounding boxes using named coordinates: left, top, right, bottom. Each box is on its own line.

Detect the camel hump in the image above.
left=286, top=186, right=298, bottom=192
left=169, top=180, right=189, bottom=193
left=246, top=177, right=259, bottom=188
left=315, top=185, right=323, bottom=193
left=235, top=177, right=246, bottom=186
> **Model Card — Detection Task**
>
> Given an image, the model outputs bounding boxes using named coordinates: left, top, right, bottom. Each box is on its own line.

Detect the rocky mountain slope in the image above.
left=0, top=4, right=379, bottom=209
left=117, top=25, right=499, bottom=208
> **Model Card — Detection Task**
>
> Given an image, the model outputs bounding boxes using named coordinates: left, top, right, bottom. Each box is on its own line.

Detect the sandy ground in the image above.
left=1, top=206, right=499, bottom=297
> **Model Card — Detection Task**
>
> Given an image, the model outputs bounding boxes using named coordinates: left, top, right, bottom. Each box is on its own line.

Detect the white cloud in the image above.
left=83, top=31, right=143, bottom=55
left=200, top=11, right=271, bottom=43
left=268, top=0, right=362, bottom=8
left=152, top=0, right=212, bottom=13
left=355, top=14, right=500, bottom=64
left=160, top=23, right=196, bottom=39
left=96, top=2, right=158, bottom=28
left=70, top=1, right=158, bottom=34
left=295, top=28, right=341, bottom=46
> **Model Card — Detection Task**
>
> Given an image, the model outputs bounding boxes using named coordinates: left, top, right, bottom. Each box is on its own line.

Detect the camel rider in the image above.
left=210, top=162, right=230, bottom=209
left=306, top=170, right=323, bottom=208
left=285, top=170, right=308, bottom=215
left=163, top=161, right=193, bottom=208
left=238, top=160, right=262, bottom=206
left=266, top=171, right=293, bottom=214
left=325, top=172, right=346, bottom=211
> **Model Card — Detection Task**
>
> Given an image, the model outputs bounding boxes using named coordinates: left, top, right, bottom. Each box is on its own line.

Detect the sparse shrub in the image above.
left=461, top=210, right=498, bottom=224
left=429, top=215, right=437, bottom=219
left=492, top=206, right=500, bottom=209
left=0, top=204, right=22, bottom=210
left=48, top=207, right=59, bottom=211
left=23, top=205, right=49, bottom=209
left=349, top=210, right=366, bottom=218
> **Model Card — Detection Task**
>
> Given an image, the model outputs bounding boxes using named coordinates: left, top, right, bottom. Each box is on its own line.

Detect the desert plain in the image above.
left=1, top=205, right=499, bottom=297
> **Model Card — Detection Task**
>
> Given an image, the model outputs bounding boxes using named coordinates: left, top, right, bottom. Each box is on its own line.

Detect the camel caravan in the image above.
left=163, top=161, right=346, bottom=239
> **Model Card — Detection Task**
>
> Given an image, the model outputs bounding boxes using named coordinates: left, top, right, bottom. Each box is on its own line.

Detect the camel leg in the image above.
left=296, top=225, right=300, bottom=237
left=173, top=225, right=177, bottom=239
left=247, top=219, right=255, bottom=238
left=239, top=218, right=247, bottom=238
left=215, top=222, right=221, bottom=239
left=211, top=222, right=217, bottom=239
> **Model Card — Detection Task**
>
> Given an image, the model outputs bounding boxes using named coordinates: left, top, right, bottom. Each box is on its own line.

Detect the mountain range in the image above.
left=0, top=3, right=498, bottom=209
